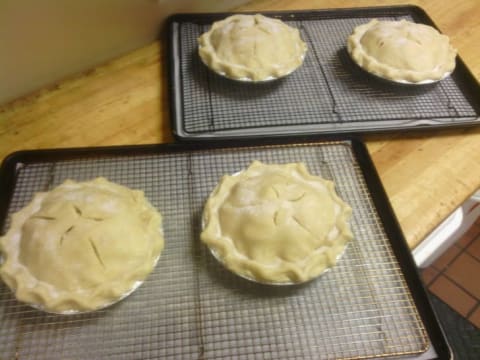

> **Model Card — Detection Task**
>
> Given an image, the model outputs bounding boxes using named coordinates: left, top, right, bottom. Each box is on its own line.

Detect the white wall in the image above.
left=0, top=0, right=248, bottom=105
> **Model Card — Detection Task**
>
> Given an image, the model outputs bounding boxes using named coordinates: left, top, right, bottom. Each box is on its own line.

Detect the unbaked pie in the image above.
left=198, top=14, right=307, bottom=81
left=0, top=178, right=164, bottom=313
left=201, top=161, right=353, bottom=284
left=347, top=19, right=456, bottom=83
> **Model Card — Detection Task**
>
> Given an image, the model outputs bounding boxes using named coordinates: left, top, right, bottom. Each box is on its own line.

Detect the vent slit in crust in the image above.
left=89, top=238, right=106, bottom=270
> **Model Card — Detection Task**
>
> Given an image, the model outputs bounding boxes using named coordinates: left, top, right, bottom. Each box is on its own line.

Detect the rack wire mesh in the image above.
left=0, top=142, right=429, bottom=359
left=172, top=11, right=478, bottom=138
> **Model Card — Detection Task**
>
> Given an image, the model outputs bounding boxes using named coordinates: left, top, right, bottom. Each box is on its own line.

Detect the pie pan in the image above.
left=206, top=243, right=349, bottom=286
left=0, top=237, right=163, bottom=315
left=201, top=166, right=352, bottom=286
left=28, top=279, right=145, bottom=315
left=198, top=54, right=307, bottom=83
left=346, top=49, right=454, bottom=86
left=196, top=13, right=307, bottom=83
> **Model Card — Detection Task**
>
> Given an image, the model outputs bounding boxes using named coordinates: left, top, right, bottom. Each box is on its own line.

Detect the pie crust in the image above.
left=0, top=178, right=164, bottom=313
left=201, top=161, right=353, bottom=284
left=347, top=19, right=456, bottom=83
left=198, top=14, right=307, bottom=81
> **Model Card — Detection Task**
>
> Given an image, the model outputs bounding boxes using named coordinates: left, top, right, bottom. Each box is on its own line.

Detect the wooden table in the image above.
left=0, top=0, right=479, bottom=249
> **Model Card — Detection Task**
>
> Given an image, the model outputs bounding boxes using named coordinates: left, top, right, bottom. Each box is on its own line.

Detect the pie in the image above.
left=198, top=14, right=307, bottom=81
left=0, top=178, right=164, bottom=313
left=201, top=161, right=353, bottom=284
left=347, top=19, right=457, bottom=83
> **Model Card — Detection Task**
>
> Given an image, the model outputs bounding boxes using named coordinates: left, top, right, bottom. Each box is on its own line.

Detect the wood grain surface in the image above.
left=0, top=0, right=479, bottom=250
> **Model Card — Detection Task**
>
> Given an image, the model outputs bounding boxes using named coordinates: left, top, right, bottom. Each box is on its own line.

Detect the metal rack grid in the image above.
left=173, top=11, right=478, bottom=137
left=0, top=143, right=429, bottom=359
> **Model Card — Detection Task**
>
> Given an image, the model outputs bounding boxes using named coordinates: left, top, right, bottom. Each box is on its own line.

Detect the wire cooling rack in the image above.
left=0, top=141, right=438, bottom=360
left=168, top=6, right=480, bottom=139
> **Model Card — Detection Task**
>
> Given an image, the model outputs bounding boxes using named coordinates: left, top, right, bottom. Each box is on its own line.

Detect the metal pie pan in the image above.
left=201, top=173, right=349, bottom=287
left=206, top=245, right=348, bottom=286
left=347, top=49, right=454, bottom=86
left=28, top=279, right=146, bottom=315
left=0, top=252, right=162, bottom=315
left=198, top=50, right=306, bottom=83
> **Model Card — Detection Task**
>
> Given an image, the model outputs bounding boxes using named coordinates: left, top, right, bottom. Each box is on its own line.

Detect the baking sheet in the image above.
left=167, top=6, right=480, bottom=140
left=0, top=139, right=449, bottom=359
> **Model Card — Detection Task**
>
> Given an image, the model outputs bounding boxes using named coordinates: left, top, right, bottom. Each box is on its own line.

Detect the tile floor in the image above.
left=421, top=215, right=480, bottom=329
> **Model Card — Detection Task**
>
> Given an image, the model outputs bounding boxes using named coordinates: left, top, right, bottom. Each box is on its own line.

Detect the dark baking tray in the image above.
left=167, top=5, right=480, bottom=140
left=0, top=137, right=450, bottom=359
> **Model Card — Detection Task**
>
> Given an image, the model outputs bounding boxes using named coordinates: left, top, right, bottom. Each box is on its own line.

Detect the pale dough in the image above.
left=201, top=161, right=353, bottom=284
left=198, top=14, right=307, bottom=81
left=347, top=19, right=456, bottom=83
left=0, top=178, right=164, bottom=313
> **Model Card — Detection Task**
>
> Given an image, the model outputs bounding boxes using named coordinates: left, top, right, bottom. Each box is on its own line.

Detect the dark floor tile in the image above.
left=421, top=266, right=439, bottom=286
left=445, top=253, right=480, bottom=299
left=430, top=275, right=476, bottom=317
left=467, top=235, right=480, bottom=261
left=432, top=244, right=461, bottom=270
left=457, top=222, right=480, bottom=248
